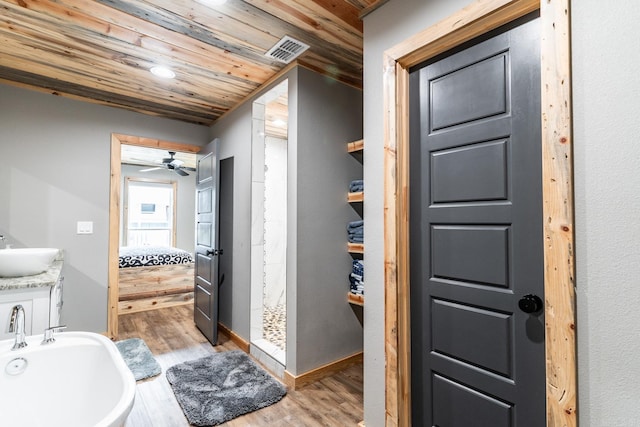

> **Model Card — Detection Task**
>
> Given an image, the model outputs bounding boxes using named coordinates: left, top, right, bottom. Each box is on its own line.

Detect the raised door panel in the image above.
left=410, top=15, right=544, bottom=426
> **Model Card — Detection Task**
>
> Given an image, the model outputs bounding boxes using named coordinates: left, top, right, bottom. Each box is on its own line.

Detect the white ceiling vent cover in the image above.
left=265, top=36, right=310, bottom=64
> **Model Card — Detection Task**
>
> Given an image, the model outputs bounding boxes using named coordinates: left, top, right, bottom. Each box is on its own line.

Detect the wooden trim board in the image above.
left=284, top=352, right=363, bottom=390
left=118, top=292, right=194, bottom=314
left=382, top=0, right=576, bottom=426
left=107, top=133, right=201, bottom=339
left=218, top=322, right=251, bottom=353
left=359, top=0, right=389, bottom=19
left=217, top=323, right=361, bottom=391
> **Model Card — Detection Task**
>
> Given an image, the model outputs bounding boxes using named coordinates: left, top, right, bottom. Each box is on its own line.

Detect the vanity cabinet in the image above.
left=0, top=256, right=64, bottom=341
left=0, top=287, right=51, bottom=340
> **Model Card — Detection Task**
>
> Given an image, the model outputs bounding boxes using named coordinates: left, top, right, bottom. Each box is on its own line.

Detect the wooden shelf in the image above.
left=347, top=191, right=364, bottom=202
left=347, top=139, right=364, bottom=153
left=348, top=293, right=364, bottom=306
left=348, top=243, right=364, bottom=254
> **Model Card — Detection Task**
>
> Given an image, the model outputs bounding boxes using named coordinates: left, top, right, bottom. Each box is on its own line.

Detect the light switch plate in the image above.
left=77, top=221, right=93, bottom=234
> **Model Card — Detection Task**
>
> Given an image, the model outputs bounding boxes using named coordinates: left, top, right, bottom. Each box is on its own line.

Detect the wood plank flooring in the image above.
left=118, top=305, right=364, bottom=426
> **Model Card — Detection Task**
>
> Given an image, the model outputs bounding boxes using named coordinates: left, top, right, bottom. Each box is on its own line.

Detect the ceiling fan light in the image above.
left=150, top=66, right=176, bottom=79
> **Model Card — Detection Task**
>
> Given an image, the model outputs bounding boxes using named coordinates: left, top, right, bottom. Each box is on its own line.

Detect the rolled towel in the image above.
left=352, top=259, right=364, bottom=276
left=349, top=179, right=364, bottom=192
left=349, top=273, right=364, bottom=295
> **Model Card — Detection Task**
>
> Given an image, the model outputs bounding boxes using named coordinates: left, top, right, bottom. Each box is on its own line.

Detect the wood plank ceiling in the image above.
left=0, top=0, right=383, bottom=125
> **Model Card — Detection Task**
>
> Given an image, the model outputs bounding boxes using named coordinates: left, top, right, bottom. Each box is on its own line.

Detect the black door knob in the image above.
left=518, top=294, right=543, bottom=314
left=206, top=249, right=216, bottom=256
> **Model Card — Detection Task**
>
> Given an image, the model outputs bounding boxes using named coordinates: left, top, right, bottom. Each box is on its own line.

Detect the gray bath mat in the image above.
left=115, top=337, right=162, bottom=381
left=166, top=350, right=287, bottom=426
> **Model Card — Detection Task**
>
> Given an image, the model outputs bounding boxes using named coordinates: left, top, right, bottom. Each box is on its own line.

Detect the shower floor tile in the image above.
left=263, top=304, right=286, bottom=351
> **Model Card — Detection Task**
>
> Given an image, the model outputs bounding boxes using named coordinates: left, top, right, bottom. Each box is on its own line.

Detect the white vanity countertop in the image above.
left=0, top=252, right=64, bottom=291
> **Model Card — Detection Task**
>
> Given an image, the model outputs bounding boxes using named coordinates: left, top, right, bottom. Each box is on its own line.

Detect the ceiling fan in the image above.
left=140, top=151, right=196, bottom=176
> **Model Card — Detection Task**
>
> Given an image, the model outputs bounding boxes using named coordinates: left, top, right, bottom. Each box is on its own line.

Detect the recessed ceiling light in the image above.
left=272, top=119, right=286, bottom=128
left=150, top=66, right=175, bottom=79
left=198, top=0, right=227, bottom=6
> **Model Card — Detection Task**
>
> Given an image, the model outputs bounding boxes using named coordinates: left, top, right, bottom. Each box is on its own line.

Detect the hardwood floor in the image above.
left=118, top=306, right=364, bottom=426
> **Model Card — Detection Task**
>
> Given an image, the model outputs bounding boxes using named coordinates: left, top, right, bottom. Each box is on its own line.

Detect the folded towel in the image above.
left=348, top=234, right=364, bottom=243
left=347, top=220, right=364, bottom=231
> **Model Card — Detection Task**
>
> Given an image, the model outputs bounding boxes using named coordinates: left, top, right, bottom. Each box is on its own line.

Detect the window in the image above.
left=140, top=203, right=156, bottom=214
left=124, top=178, right=177, bottom=247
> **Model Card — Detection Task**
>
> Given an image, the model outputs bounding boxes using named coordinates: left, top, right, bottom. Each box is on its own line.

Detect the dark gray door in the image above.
left=409, top=15, right=544, bottom=426
left=194, top=138, right=220, bottom=345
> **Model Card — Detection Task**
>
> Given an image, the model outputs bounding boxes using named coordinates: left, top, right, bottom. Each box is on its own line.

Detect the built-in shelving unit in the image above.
left=348, top=292, right=364, bottom=306
left=347, top=139, right=364, bottom=306
left=347, top=191, right=364, bottom=203
left=348, top=243, right=364, bottom=254
left=347, top=139, right=364, bottom=153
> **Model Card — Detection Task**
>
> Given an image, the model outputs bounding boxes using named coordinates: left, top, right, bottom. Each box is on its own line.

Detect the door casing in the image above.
left=108, top=133, right=201, bottom=339
left=382, top=0, right=576, bottom=426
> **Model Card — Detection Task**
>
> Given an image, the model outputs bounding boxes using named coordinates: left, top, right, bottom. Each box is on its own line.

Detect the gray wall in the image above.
left=209, top=95, right=253, bottom=337
left=211, top=66, right=363, bottom=375
left=0, top=84, right=209, bottom=332
left=362, top=0, right=475, bottom=423
left=294, top=67, right=363, bottom=373
left=121, top=164, right=196, bottom=252
left=573, top=1, right=640, bottom=425
left=363, top=0, right=640, bottom=425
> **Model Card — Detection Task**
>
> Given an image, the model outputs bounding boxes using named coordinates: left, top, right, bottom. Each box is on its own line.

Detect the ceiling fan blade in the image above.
left=140, top=167, right=163, bottom=172
left=174, top=167, right=189, bottom=176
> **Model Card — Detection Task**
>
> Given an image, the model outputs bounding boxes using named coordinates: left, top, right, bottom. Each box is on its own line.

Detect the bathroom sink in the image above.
left=0, top=248, right=59, bottom=277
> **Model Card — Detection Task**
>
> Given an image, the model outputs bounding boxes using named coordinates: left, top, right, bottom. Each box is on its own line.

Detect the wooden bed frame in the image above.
left=118, top=263, right=195, bottom=314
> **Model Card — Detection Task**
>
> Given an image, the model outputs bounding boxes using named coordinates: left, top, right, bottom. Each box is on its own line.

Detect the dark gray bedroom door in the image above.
left=194, top=138, right=220, bottom=345
left=409, top=15, right=544, bottom=426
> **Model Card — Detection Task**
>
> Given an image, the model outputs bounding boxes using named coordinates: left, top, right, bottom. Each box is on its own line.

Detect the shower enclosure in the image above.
left=250, top=80, right=288, bottom=366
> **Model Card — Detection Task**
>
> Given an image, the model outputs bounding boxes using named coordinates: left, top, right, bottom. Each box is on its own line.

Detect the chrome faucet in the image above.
left=8, top=305, right=27, bottom=350
left=42, top=325, right=66, bottom=345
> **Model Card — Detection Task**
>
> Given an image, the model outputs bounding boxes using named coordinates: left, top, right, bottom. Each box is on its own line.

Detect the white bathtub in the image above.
left=0, top=331, right=136, bottom=427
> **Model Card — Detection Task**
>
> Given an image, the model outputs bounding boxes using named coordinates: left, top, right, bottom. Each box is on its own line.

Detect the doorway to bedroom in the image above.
left=107, top=134, right=201, bottom=339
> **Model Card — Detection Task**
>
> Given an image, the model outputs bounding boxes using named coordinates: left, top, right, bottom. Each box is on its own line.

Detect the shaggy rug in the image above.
left=115, top=338, right=162, bottom=381
left=166, top=350, right=287, bottom=426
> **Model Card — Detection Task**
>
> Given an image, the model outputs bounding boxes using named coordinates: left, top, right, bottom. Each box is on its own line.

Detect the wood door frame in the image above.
left=382, top=0, right=576, bottom=426
left=107, top=133, right=201, bottom=339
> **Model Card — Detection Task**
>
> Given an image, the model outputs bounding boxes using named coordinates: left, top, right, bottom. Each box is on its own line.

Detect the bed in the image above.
left=118, top=246, right=195, bottom=315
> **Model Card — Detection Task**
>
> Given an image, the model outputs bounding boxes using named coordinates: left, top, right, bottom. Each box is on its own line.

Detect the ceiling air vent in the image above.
left=265, top=36, right=310, bottom=64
